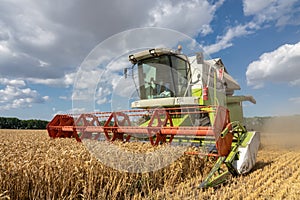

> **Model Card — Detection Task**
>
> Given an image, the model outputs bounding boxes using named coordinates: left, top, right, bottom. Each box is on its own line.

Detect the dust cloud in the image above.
left=260, top=115, right=300, bottom=149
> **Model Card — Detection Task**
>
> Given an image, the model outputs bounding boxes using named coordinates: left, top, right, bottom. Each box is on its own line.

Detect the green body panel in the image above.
left=172, top=115, right=192, bottom=126
left=138, top=106, right=218, bottom=128
left=226, top=96, right=244, bottom=124
left=139, top=114, right=192, bottom=127
left=192, top=88, right=202, bottom=98
left=226, top=95, right=256, bottom=125
left=240, top=131, right=255, bottom=147
left=192, top=89, right=250, bottom=126
left=199, top=157, right=231, bottom=188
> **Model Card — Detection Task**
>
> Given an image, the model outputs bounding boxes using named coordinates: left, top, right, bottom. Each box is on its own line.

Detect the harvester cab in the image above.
left=47, top=47, right=260, bottom=188
left=128, top=47, right=256, bottom=122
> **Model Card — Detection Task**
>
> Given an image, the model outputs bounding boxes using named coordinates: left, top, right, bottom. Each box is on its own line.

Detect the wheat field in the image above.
left=0, top=129, right=299, bottom=200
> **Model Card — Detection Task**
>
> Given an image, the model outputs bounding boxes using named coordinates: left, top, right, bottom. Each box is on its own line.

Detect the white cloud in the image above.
left=204, top=23, right=256, bottom=54
left=15, top=14, right=56, bottom=47
left=290, top=79, right=300, bottom=86
left=243, top=0, right=300, bottom=26
left=1, top=0, right=298, bottom=86
left=0, top=83, right=49, bottom=110
left=1, top=0, right=226, bottom=112
left=0, top=78, right=26, bottom=87
left=59, top=96, right=68, bottom=100
left=246, top=42, right=300, bottom=88
left=0, top=0, right=222, bottom=87
left=27, top=72, right=77, bottom=88
left=148, top=0, right=223, bottom=36
left=289, top=97, right=300, bottom=104
left=243, top=0, right=275, bottom=15
left=0, top=42, right=11, bottom=54
left=204, top=0, right=299, bottom=55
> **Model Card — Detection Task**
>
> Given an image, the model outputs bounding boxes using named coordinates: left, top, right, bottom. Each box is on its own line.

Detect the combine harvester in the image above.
left=47, top=47, right=260, bottom=188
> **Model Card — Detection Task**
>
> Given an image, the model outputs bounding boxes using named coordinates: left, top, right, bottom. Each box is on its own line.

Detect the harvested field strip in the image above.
left=274, top=163, right=300, bottom=199
left=244, top=152, right=300, bottom=199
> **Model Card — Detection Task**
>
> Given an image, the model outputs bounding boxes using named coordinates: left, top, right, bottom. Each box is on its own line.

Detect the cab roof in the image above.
left=129, top=48, right=188, bottom=64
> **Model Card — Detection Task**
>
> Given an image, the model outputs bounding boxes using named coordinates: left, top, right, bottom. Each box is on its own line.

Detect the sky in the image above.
left=0, top=0, right=300, bottom=120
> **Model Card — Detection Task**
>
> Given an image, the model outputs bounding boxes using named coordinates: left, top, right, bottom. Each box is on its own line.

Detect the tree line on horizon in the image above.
left=0, top=117, right=49, bottom=129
